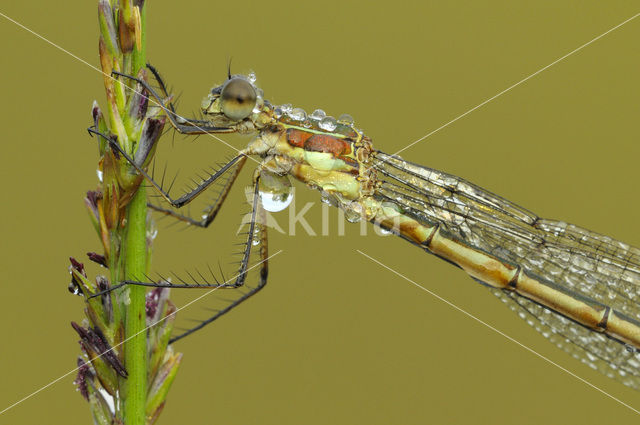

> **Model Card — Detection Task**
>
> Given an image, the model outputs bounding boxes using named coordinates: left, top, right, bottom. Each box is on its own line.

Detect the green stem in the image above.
left=121, top=4, right=148, bottom=424
left=123, top=184, right=148, bottom=425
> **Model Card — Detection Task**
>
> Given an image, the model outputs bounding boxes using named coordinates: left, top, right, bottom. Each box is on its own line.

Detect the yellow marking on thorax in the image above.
left=290, top=163, right=361, bottom=200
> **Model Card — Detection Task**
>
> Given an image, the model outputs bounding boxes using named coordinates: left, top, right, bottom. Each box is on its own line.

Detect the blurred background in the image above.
left=1, top=1, right=640, bottom=424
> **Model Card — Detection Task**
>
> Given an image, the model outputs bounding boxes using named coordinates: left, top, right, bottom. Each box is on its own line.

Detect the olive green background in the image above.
left=1, top=1, right=640, bottom=424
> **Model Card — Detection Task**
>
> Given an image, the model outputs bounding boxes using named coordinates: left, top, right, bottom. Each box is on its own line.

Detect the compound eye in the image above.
left=220, top=78, right=257, bottom=121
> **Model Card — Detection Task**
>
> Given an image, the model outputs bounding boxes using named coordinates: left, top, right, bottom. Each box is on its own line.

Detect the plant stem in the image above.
left=123, top=4, right=148, bottom=417
left=131, top=4, right=146, bottom=75
left=78, top=2, right=180, bottom=423
left=123, top=184, right=148, bottom=424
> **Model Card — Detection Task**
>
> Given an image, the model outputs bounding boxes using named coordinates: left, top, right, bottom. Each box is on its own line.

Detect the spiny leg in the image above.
left=88, top=127, right=246, bottom=209
left=98, top=67, right=248, bottom=209
left=169, top=182, right=269, bottom=343
left=148, top=155, right=246, bottom=228
left=87, top=178, right=269, bottom=342
left=111, top=70, right=233, bottom=135
left=145, top=63, right=176, bottom=115
left=89, top=178, right=267, bottom=301
left=141, top=63, right=181, bottom=131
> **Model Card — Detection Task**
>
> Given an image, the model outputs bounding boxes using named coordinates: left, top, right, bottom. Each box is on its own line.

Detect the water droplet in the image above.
left=146, top=211, right=158, bottom=239
left=274, top=107, right=283, bottom=118
left=247, top=71, right=257, bottom=83
left=97, top=387, right=116, bottom=414
left=259, top=171, right=293, bottom=212
left=252, top=237, right=260, bottom=246
left=378, top=227, right=392, bottom=235
left=381, top=201, right=402, bottom=214
left=344, top=209, right=361, bottom=223
left=96, top=169, right=103, bottom=182
left=146, top=227, right=158, bottom=242
left=310, top=109, right=326, bottom=120
left=260, top=192, right=293, bottom=212
left=200, top=97, right=213, bottom=112
left=68, top=282, right=81, bottom=296
left=320, top=191, right=338, bottom=207
left=319, top=116, right=337, bottom=131
left=252, top=98, right=264, bottom=114
left=287, top=108, right=307, bottom=121
left=337, top=113, right=354, bottom=125
left=280, top=103, right=293, bottom=114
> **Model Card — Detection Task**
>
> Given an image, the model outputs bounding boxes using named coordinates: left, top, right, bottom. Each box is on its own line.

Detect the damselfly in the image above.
left=94, top=65, right=640, bottom=392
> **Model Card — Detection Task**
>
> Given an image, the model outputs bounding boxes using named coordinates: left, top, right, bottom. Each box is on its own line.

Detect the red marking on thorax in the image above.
left=305, top=134, right=351, bottom=156
left=286, top=128, right=352, bottom=157
left=286, top=128, right=359, bottom=173
left=286, top=128, right=312, bottom=148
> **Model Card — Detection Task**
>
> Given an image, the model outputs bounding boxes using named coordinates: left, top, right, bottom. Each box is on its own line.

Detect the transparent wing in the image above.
left=490, top=287, right=640, bottom=390
left=372, top=151, right=640, bottom=389
left=373, top=151, right=640, bottom=318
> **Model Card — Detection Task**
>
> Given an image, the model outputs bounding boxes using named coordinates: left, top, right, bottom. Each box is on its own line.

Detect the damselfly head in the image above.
left=201, top=74, right=262, bottom=127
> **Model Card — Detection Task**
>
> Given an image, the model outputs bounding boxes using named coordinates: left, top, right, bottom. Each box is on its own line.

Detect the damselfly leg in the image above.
left=147, top=155, right=247, bottom=228
left=112, top=69, right=235, bottom=135
left=87, top=68, right=271, bottom=341
left=85, top=134, right=269, bottom=342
